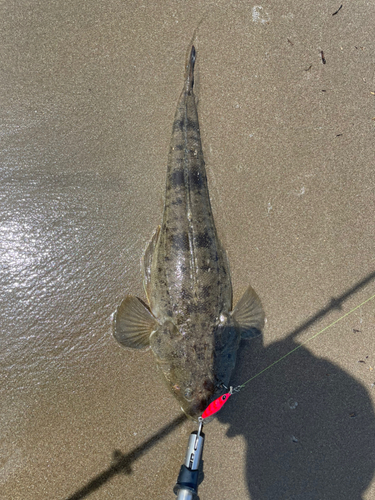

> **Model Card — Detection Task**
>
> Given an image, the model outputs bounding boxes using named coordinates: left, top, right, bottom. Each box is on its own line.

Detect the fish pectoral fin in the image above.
left=113, top=296, right=158, bottom=349
left=142, top=226, right=161, bottom=303
left=231, top=286, right=265, bottom=339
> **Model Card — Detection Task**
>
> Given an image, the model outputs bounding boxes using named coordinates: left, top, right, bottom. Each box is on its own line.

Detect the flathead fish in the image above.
left=113, top=46, right=264, bottom=420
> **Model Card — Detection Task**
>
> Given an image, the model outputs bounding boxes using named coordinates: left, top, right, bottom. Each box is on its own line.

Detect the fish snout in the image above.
left=179, top=379, right=216, bottom=420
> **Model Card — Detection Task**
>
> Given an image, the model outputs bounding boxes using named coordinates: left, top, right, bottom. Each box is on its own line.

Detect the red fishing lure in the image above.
left=201, top=392, right=231, bottom=419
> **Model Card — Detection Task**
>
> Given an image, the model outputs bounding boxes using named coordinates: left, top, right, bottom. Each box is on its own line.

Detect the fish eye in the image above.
left=185, top=388, right=193, bottom=399
left=222, top=395, right=226, bottom=401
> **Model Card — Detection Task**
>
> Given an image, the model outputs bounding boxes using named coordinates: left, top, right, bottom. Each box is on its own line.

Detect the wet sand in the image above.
left=1, top=1, right=375, bottom=499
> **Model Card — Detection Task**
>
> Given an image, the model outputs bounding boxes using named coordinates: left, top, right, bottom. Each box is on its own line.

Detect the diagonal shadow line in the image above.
left=65, top=270, right=375, bottom=500
left=64, top=414, right=187, bottom=500
left=288, top=270, right=375, bottom=340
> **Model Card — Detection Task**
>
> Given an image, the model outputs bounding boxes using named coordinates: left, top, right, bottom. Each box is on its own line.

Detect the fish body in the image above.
left=113, top=46, right=264, bottom=420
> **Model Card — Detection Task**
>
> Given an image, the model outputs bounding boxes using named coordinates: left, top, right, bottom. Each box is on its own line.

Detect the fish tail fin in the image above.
left=185, top=45, right=196, bottom=94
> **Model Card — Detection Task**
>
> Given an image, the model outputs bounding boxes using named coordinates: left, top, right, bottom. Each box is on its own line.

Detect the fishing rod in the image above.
left=174, top=419, right=204, bottom=500
left=173, top=290, right=375, bottom=498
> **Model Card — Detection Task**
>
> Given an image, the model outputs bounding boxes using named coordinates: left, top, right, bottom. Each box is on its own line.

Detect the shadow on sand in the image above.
left=65, top=271, right=375, bottom=499
left=64, top=414, right=187, bottom=500
left=218, top=271, right=375, bottom=499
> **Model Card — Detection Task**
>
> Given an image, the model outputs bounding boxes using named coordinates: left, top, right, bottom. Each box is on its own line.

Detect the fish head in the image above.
left=150, top=320, right=218, bottom=420
left=173, top=376, right=216, bottom=421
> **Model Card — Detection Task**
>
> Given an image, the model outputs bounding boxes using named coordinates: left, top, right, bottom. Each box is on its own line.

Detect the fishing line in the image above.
left=238, top=291, right=375, bottom=389
left=201, top=292, right=375, bottom=420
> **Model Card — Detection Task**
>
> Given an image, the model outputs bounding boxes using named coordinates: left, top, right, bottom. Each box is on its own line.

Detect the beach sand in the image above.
left=1, top=1, right=375, bottom=498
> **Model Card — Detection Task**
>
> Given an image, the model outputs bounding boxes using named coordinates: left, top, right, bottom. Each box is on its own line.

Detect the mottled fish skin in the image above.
left=114, top=46, right=264, bottom=421
left=146, top=47, right=238, bottom=418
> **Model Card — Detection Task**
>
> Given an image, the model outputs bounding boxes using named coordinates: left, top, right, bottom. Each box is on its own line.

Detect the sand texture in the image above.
left=1, top=1, right=375, bottom=499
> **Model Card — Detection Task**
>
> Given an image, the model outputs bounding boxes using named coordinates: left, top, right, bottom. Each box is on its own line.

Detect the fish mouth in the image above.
left=181, top=401, right=207, bottom=421
left=176, top=383, right=216, bottom=421
left=180, top=396, right=217, bottom=423
left=162, top=365, right=217, bottom=420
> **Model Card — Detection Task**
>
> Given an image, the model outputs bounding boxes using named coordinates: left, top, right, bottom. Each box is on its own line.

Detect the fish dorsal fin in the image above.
left=113, top=296, right=159, bottom=349
left=142, top=226, right=160, bottom=303
left=231, top=286, right=265, bottom=339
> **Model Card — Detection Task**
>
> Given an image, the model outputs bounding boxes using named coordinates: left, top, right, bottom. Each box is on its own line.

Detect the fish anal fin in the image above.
left=113, top=295, right=158, bottom=350
left=142, top=226, right=161, bottom=303
left=231, top=286, right=265, bottom=339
